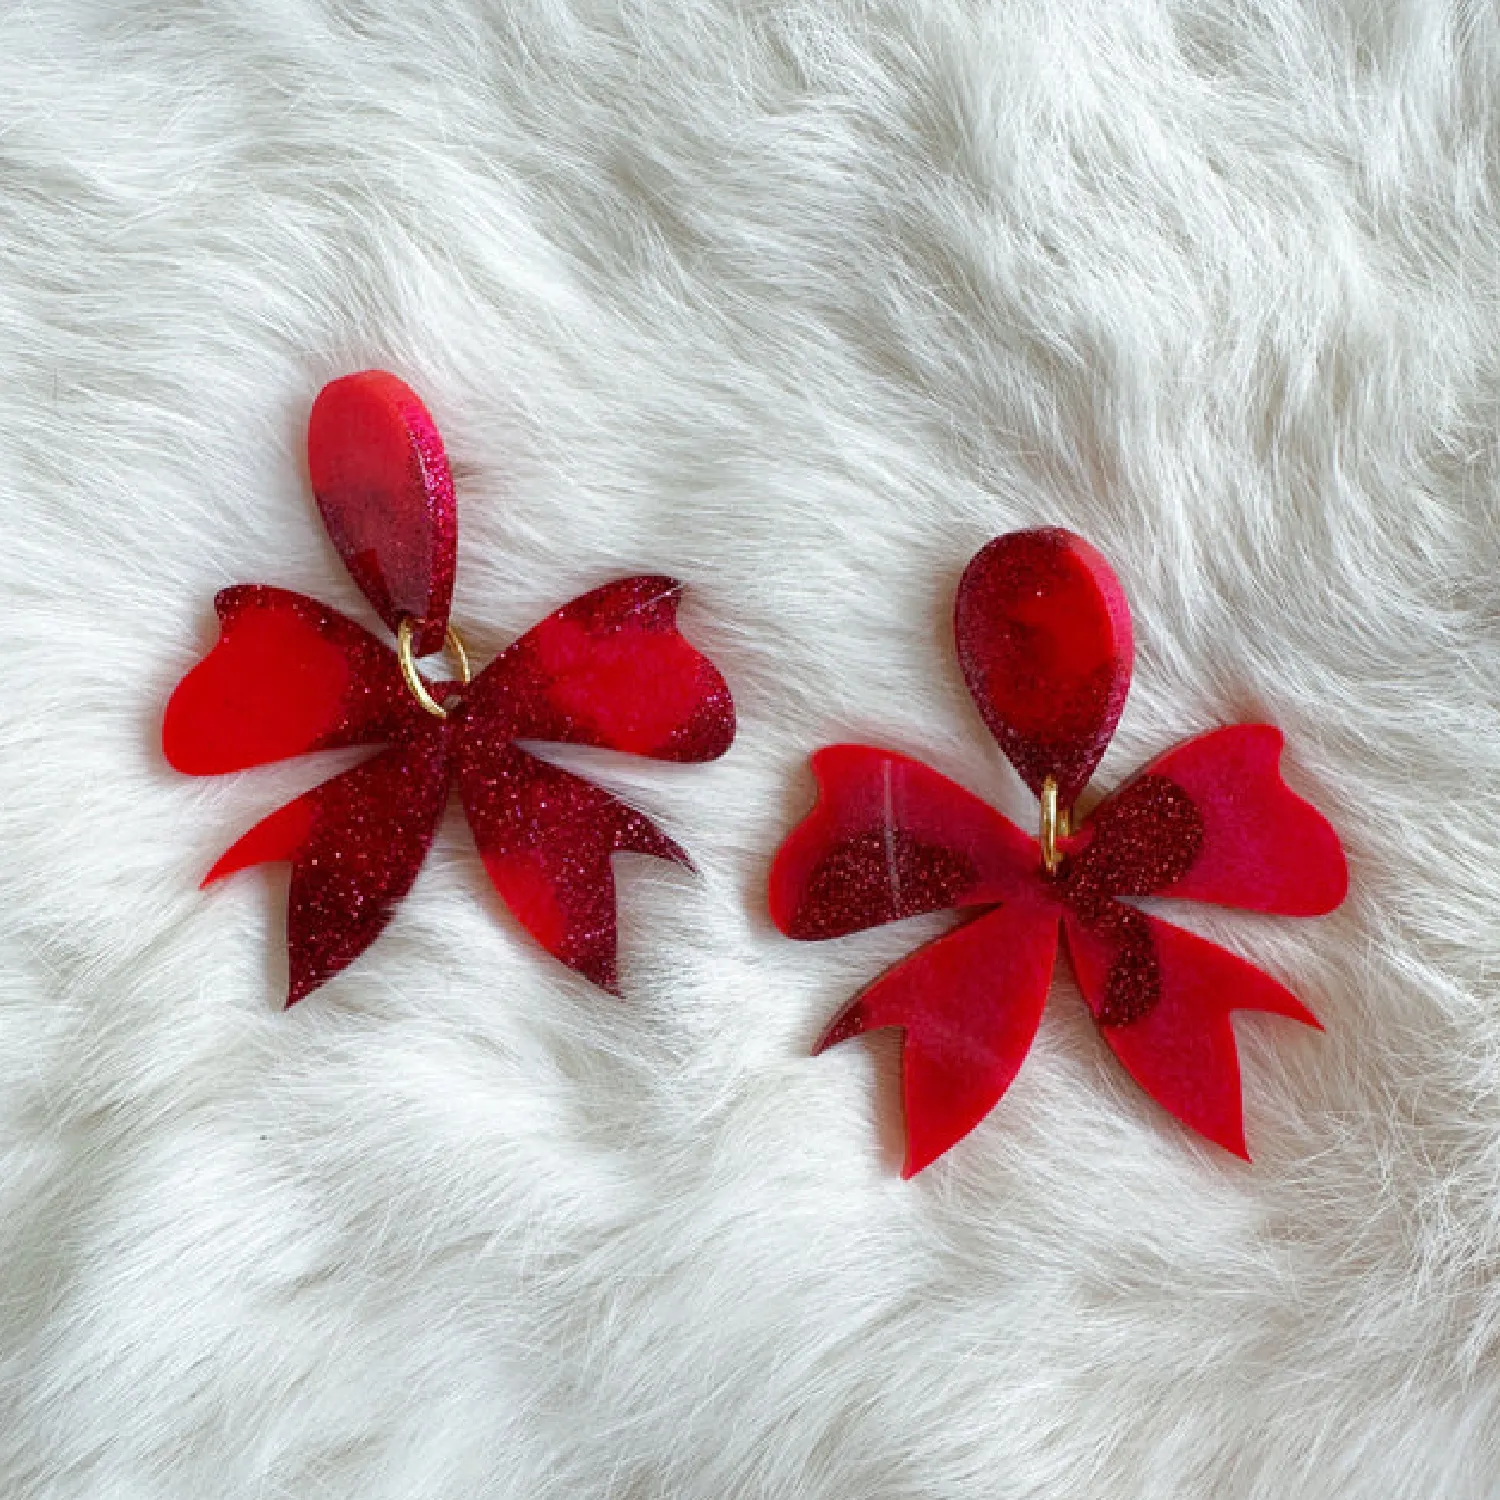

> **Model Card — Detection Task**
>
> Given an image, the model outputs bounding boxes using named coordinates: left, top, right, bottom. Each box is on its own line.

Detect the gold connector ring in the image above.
left=396, top=618, right=471, bottom=719
left=1039, top=776, right=1071, bottom=876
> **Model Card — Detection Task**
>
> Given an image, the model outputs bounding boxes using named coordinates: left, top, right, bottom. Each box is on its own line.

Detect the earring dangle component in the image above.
left=164, top=371, right=735, bottom=1005
left=769, top=528, right=1347, bottom=1176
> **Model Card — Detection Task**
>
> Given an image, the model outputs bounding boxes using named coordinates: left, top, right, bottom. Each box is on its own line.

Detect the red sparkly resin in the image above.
left=955, top=529, right=1133, bottom=807
left=165, top=378, right=735, bottom=1005
left=308, top=371, right=458, bottom=657
left=771, top=531, right=1347, bottom=1175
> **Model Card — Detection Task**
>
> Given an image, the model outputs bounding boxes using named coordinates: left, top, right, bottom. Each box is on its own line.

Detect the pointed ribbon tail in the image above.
left=465, top=575, right=735, bottom=763
left=163, top=586, right=420, bottom=774
left=1114, top=725, right=1348, bottom=915
left=456, top=740, right=688, bottom=995
left=818, top=903, right=1060, bottom=1176
left=770, top=746, right=1038, bottom=941
left=1064, top=910, right=1321, bottom=1160
left=205, top=731, right=451, bottom=1005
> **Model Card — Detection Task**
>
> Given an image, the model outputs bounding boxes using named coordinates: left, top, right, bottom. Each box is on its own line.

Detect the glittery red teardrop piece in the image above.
left=954, top=529, right=1133, bottom=807
left=307, top=371, right=458, bottom=656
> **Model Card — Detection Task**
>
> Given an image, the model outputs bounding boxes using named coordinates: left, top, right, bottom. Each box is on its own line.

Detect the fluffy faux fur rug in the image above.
left=4, top=1, right=1499, bottom=1495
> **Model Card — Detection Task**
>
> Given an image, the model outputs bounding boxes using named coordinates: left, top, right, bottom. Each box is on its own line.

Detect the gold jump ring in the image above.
left=1040, top=776, right=1071, bottom=876
left=396, top=618, right=471, bottom=719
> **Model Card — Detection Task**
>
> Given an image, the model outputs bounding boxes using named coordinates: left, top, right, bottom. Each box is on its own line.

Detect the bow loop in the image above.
left=163, top=586, right=420, bottom=775
left=769, top=746, right=1038, bottom=941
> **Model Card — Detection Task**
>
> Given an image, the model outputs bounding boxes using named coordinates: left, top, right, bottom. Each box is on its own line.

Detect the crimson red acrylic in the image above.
left=165, top=372, right=735, bottom=1005
left=770, top=528, right=1347, bottom=1175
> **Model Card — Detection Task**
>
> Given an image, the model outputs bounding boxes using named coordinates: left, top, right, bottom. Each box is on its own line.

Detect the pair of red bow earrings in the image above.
left=165, top=372, right=1347, bottom=1174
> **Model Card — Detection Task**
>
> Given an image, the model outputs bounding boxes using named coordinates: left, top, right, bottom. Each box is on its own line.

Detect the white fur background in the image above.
left=3, top=1, right=1499, bottom=1495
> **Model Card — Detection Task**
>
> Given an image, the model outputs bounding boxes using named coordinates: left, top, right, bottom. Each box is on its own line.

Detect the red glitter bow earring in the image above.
left=164, top=371, right=735, bottom=1005
left=770, top=528, right=1347, bottom=1176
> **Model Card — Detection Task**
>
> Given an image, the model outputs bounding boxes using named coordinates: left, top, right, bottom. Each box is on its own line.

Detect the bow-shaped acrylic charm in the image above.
left=165, top=371, right=735, bottom=1005
left=770, top=529, right=1346, bottom=1175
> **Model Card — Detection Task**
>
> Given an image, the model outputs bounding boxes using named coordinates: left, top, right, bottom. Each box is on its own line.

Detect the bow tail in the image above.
left=1064, top=911, right=1321, bottom=1159
left=818, top=903, right=1060, bottom=1177
left=205, top=733, right=451, bottom=1005
left=456, top=740, right=688, bottom=995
